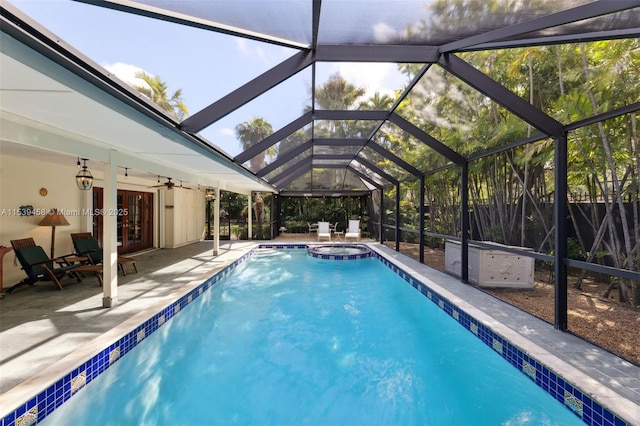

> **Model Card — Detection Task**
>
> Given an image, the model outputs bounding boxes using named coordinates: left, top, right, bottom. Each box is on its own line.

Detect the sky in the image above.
left=9, top=0, right=409, bottom=158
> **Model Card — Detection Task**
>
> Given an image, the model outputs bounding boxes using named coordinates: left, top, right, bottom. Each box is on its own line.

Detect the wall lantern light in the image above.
left=76, top=158, right=93, bottom=190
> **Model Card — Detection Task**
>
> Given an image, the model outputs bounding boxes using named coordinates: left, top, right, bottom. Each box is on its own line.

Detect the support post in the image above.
left=461, top=162, right=469, bottom=284
left=213, top=187, right=220, bottom=256
left=395, top=183, right=400, bottom=252
left=248, top=193, right=253, bottom=240
left=379, top=189, right=384, bottom=243
left=205, top=197, right=212, bottom=240
left=102, top=152, right=119, bottom=308
left=275, top=194, right=282, bottom=238
left=419, top=175, right=425, bottom=264
left=554, top=132, right=569, bottom=330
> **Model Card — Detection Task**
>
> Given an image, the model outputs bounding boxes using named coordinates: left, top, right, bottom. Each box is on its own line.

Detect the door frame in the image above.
left=93, top=188, right=154, bottom=254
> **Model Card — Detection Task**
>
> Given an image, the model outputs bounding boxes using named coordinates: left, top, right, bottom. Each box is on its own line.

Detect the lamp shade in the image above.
left=76, top=159, right=93, bottom=190
left=39, top=209, right=70, bottom=227
left=39, top=209, right=69, bottom=258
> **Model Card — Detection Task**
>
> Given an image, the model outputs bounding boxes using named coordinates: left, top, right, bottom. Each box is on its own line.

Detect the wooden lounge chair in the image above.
left=71, top=233, right=138, bottom=275
left=9, top=238, right=83, bottom=291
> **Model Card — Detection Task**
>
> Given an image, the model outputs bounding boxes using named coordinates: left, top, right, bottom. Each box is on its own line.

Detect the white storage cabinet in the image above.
left=444, top=241, right=534, bottom=288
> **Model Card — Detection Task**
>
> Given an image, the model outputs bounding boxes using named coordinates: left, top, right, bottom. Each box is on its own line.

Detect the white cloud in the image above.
left=373, top=22, right=397, bottom=43
left=235, top=38, right=249, bottom=54
left=338, top=63, right=397, bottom=98
left=220, top=127, right=235, bottom=136
left=236, top=38, right=276, bottom=67
left=102, top=62, right=148, bottom=88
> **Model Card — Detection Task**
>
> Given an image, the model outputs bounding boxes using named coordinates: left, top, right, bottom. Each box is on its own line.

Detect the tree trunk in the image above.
left=580, top=43, right=634, bottom=303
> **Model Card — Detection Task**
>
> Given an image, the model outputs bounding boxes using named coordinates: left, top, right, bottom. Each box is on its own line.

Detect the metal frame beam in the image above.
left=235, top=112, right=313, bottom=164
left=353, top=158, right=399, bottom=185
left=280, top=189, right=370, bottom=197
left=314, top=110, right=389, bottom=121
left=313, top=138, right=368, bottom=146
left=419, top=175, right=425, bottom=263
left=395, top=183, right=401, bottom=251
left=74, top=0, right=311, bottom=50
left=378, top=188, right=384, bottom=243
left=554, top=132, right=569, bottom=330
left=181, top=51, right=313, bottom=132
left=313, top=154, right=355, bottom=161
left=466, top=28, right=640, bottom=52
left=365, top=142, right=423, bottom=177
left=439, top=1, right=640, bottom=52
left=315, top=45, right=440, bottom=63
left=565, top=102, right=640, bottom=131
left=388, top=114, right=466, bottom=164
left=461, top=162, right=469, bottom=283
left=347, top=166, right=383, bottom=190
left=272, top=157, right=313, bottom=188
left=468, top=133, right=549, bottom=161
left=257, top=140, right=313, bottom=177
left=438, top=54, right=564, bottom=136
left=311, top=0, right=321, bottom=49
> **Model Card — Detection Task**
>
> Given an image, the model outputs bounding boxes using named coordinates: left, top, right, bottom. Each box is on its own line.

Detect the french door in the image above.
left=92, top=188, right=154, bottom=254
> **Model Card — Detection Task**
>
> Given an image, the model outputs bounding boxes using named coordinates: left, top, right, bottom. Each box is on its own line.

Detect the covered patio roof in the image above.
left=2, top=0, right=638, bottom=196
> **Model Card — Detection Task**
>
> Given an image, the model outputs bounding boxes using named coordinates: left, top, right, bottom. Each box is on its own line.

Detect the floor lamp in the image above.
left=39, top=209, right=70, bottom=258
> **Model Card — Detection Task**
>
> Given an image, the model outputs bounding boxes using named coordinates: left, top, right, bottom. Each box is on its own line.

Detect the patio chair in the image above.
left=344, top=220, right=361, bottom=242
left=71, top=233, right=138, bottom=275
left=9, top=238, right=82, bottom=291
left=317, top=221, right=332, bottom=241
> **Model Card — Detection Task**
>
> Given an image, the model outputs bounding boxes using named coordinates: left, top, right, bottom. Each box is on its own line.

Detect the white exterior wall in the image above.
left=0, top=154, right=182, bottom=287
left=163, top=187, right=205, bottom=248
left=0, top=155, right=85, bottom=284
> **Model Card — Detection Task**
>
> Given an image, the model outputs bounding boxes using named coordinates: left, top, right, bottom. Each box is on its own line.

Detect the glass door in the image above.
left=93, top=188, right=154, bottom=254
left=124, top=193, right=143, bottom=252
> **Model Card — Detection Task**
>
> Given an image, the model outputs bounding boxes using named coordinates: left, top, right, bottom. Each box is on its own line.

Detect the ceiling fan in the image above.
left=151, top=177, right=176, bottom=190
left=151, top=177, right=192, bottom=190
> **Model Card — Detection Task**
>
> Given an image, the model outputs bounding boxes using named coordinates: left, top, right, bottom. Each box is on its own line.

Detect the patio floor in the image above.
left=0, top=237, right=638, bottom=424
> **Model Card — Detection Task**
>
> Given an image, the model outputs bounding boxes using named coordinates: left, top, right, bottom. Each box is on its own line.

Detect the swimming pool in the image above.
left=1, top=244, right=632, bottom=425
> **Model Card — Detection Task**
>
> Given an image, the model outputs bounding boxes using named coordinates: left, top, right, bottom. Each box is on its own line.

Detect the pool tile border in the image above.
left=306, top=244, right=372, bottom=260
left=0, top=244, right=632, bottom=426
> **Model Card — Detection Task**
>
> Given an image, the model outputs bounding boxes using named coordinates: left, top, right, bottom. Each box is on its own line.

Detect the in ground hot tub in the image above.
left=307, top=244, right=371, bottom=260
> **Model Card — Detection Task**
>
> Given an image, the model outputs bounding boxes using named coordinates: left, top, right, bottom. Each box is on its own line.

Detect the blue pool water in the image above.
left=42, top=249, right=582, bottom=425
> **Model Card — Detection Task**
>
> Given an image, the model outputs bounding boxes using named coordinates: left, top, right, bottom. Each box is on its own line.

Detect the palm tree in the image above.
left=313, top=73, right=366, bottom=111
left=133, top=71, right=189, bottom=120
left=235, top=117, right=274, bottom=172
left=306, top=74, right=367, bottom=189
left=359, top=91, right=395, bottom=110
left=308, top=73, right=367, bottom=139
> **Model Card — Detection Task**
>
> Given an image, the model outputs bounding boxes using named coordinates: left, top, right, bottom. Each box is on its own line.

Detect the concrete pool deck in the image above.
left=0, top=239, right=638, bottom=424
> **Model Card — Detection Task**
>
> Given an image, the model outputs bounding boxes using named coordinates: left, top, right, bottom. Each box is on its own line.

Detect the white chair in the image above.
left=317, top=221, right=331, bottom=241
left=308, top=222, right=318, bottom=234
left=344, top=220, right=360, bottom=241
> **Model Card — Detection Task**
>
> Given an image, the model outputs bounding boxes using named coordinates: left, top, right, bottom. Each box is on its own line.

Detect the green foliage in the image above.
left=279, top=196, right=368, bottom=233
left=235, top=117, right=274, bottom=172
left=133, top=71, right=189, bottom=120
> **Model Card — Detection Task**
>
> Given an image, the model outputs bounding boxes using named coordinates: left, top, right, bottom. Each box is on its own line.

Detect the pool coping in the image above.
left=1, top=242, right=638, bottom=426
